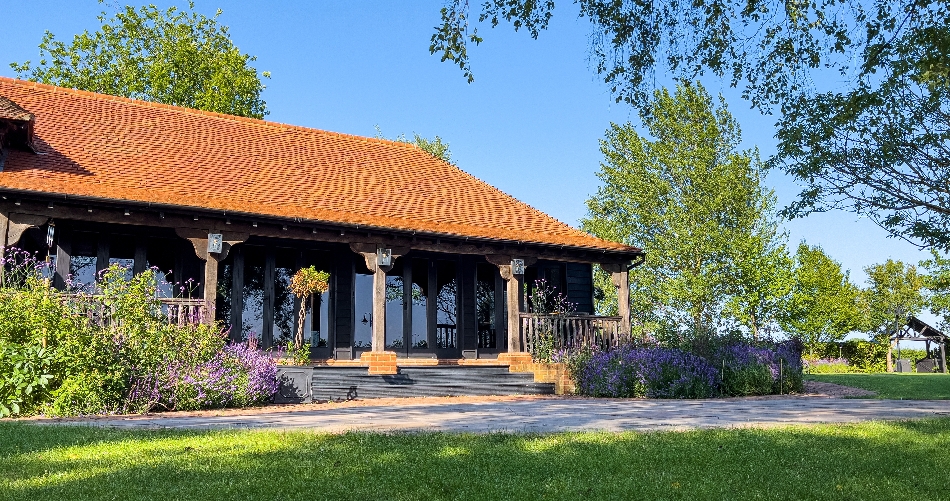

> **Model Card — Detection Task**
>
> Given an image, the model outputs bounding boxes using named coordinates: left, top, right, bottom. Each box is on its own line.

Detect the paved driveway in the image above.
left=39, top=396, right=950, bottom=433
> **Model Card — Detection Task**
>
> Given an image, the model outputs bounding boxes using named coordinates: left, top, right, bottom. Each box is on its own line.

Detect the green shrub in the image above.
left=0, top=252, right=275, bottom=417
left=0, top=341, right=53, bottom=416
left=803, top=358, right=853, bottom=374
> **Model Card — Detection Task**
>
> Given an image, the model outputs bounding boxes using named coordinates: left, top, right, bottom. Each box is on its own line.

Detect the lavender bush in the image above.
left=574, top=345, right=719, bottom=398
left=0, top=247, right=280, bottom=416
left=129, top=342, right=278, bottom=412
left=571, top=338, right=804, bottom=398
left=713, top=343, right=776, bottom=396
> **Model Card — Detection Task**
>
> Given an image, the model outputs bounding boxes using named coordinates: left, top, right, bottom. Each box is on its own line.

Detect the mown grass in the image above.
left=2, top=419, right=949, bottom=500
left=807, top=373, right=950, bottom=399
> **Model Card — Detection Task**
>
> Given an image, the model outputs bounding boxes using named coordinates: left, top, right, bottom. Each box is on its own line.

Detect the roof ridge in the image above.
left=0, top=76, right=417, bottom=150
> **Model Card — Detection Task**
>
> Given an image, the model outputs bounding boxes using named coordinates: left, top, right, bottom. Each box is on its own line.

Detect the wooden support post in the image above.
left=427, top=259, right=438, bottom=350
left=174, top=229, right=247, bottom=327
left=941, top=339, right=948, bottom=374
left=372, top=262, right=386, bottom=352
left=54, top=230, right=70, bottom=289
left=494, top=271, right=506, bottom=350
left=350, top=244, right=403, bottom=353
left=0, top=212, right=9, bottom=285
left=95, top=238, right=109, bottom=274
left=507, top=270, right=521, bottom=352
left=263, top=251, right=275, bottom=347
left=204, top=255, right=219, bottom=319
left=486, top=255, right=535, bottom=353
left=133, top=242, right=147, bottom=275
left=230, top=246, right=244, bottom=341
left=887, top=340, right=894, bottom=373
left=402, top=263, right=412, bottom=350
left=607, top=266, right=631, bottom=338
left=293, top=252, right=305, bottom=347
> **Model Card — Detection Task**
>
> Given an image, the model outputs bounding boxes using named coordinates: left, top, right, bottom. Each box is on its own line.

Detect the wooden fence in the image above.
left=520, top=313, right=628, bottom=356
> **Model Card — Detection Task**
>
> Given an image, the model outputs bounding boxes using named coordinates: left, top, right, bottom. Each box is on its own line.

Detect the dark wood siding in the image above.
left=459, top=256, right=477, bottom=351
left=566, top=262, right=594, bottom=314
left=333, top=253, right=354, bottom=349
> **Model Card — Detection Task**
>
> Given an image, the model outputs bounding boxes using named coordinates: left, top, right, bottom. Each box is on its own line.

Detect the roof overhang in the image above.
left=0, top=188, right=644, bottom=265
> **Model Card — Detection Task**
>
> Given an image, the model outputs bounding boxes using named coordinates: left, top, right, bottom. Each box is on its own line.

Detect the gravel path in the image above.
left=29, top=394, right=950, bottom=433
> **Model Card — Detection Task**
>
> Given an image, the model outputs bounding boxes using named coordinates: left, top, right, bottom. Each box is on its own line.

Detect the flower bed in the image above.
left=563, top=339, right=803, bottom=399
left=0, top=248, right=279, bottom=417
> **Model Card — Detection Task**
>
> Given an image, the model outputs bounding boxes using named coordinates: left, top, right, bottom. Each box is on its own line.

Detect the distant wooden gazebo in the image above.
left=888, top=316, right=947, bottom=373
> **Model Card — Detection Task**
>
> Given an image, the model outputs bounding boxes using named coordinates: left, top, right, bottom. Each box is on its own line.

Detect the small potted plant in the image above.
left=273, top=266, right=330, bottom=404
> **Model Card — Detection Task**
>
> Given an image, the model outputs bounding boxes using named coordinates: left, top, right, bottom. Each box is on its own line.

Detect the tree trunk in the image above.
left=296, top=293, right=308, bottom=349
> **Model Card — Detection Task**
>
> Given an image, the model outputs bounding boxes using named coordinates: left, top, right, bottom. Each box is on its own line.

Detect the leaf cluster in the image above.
left=583, top=82, right=787, bottom=337
left=374, top=126, right=454, bottom=164
left=0, top=253, right=264, bottom=416
left=11, top=1, right=269, bottom=118
left=431, top=0, right=950, bottom=248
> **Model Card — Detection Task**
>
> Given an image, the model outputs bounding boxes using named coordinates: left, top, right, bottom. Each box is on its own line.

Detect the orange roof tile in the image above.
left=0, top=77, right=638, bottom=256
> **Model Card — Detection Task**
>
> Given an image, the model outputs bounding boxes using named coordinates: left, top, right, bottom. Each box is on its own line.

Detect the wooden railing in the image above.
left=436, top=324, right=457, bottom=349
left=58, top=293, right=210, bottom=326
left=520, top=313, right=627, bottom=355
left=159, top=298, right=210, bottom=325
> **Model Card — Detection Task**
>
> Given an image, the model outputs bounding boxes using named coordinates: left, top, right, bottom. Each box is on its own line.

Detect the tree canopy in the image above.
left=922, top=250, right=950, bottom=332
left=583, top=82, right=786, bottom=338
left=779, top=243, right=860, bottom=354
left=860, top=259, right=927, bottom=338
left=11, top=2, right=270, bottom=119
left=374, top=126, right=454, bottom=164
left=431, top=0, right=950, bottom=249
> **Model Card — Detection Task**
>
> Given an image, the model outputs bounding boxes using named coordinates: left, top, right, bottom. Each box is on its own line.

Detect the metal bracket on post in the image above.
left=207, top=233, right=223, bottom=254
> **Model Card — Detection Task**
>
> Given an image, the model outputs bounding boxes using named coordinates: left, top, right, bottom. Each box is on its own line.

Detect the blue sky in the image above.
left=0, top=0, right=933, bottom=287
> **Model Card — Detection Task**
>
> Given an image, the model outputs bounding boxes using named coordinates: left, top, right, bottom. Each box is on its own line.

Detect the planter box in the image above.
left=274, top=366, right=314, bottom=404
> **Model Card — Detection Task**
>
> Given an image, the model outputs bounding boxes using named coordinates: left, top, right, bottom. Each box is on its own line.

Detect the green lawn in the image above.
left=2, top=419, right=950, bottom=500
left=807, top=373, right=950, bottom=399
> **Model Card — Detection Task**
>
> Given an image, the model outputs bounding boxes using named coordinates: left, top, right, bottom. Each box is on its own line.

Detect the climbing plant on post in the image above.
left=289, top=266, right=330, bottom=350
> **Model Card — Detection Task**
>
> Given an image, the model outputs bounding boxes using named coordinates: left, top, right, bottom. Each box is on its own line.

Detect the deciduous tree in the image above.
left=922, top=250, right=950, bottom=331
left=779, top=244, right=860, bottom=354
left=431, top=0, right=950, bottom=248
left=583, top=82, right=786, bottom=337
left=861, top=259, right=927, bottom=338
left=11, top=2, right=270, bottom=118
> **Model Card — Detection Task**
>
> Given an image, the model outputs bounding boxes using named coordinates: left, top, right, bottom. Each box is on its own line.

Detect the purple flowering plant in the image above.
left=569, top=334, right=804, bottom=398
left=574, top=344, right=719, bottom=398
left=0, top=247, right=280, bottom=416
left=128, top=340, right=279, bottom=412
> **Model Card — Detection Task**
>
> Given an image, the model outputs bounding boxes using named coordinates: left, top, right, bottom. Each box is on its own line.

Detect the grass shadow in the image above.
left=2, top=418, right=949, bottom=500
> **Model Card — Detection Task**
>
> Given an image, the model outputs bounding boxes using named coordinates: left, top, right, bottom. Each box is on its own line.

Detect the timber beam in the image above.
left=0, top=196, right=640, bottom=266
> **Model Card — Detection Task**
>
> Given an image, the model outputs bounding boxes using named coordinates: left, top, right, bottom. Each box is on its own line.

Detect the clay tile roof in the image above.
left=0, top=77, right=639, bottom=256
left=0, top=95, right=34, bottom=122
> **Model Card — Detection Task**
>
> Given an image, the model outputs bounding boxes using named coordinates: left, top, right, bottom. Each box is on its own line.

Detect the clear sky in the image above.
left=0, top=0, right=933, bottom=288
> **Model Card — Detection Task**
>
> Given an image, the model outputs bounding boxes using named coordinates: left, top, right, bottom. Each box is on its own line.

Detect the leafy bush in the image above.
left=804, top=357, right=853, bottom=374
left=807, top=339, right=931, bottom=373
left=714, top=344, right=775, bottom=396
left=0, top=342, right=53, bottom=416
left=571, top=338, right=803, bottom=398
left=0, top=249, right=279, bottom=416
left=575, top=345, right=719, bottom=398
